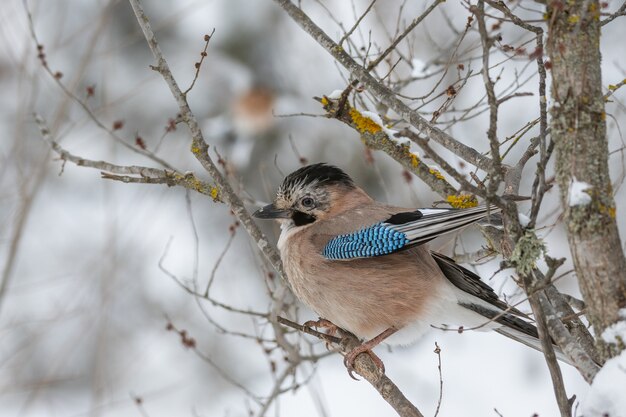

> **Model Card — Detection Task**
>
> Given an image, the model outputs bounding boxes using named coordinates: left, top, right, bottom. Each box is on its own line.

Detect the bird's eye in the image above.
left=300, top=197, right=315, bottom=208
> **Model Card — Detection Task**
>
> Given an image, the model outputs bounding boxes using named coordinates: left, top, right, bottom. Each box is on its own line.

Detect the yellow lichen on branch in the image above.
left=210, top=186, right=220, bottom=201
left=316, top=98, right=458, bottom=199
left=446, top=193, right=478, bottom=208
left=429, top=167, right=445, bottom=180
left=349, top=107, right=382, bottom=134
left=599, top=203, right=617, bottom=219
left=568, top=14, right=580, bottom=24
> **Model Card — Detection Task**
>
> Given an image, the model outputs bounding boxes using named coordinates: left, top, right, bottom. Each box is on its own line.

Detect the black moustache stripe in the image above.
left=291, top=211, right=316, bottom=226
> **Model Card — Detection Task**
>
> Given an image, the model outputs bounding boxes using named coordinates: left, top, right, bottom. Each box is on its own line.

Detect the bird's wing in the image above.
left=430, top=252, right=527, bottom=318
left=322, top=205, right=500, bottom=260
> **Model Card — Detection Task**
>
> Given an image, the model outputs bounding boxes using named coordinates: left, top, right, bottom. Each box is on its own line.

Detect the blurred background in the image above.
left=1, top=1, right=625, bottom=416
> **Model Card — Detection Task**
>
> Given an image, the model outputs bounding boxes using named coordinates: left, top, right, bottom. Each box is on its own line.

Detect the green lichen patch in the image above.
left=510, top=230, right=546, bottom=276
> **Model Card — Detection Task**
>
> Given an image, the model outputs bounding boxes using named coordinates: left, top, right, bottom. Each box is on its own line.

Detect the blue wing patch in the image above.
left=322, top=205, right=501, bottom=260
left=322, top=223, right=410, bottom=260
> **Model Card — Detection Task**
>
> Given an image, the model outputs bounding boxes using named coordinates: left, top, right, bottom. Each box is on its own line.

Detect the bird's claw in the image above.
left=343, top=345, right=385, bottom=380
left=304, top=320, right=389, bottom=379
left=304, top=318, right=338, bottom=349
left=304, top=318, right=337, bottom=331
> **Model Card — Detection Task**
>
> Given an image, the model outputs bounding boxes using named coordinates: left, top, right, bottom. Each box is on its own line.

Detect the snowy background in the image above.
left=1, top=1, right=625, bottom=416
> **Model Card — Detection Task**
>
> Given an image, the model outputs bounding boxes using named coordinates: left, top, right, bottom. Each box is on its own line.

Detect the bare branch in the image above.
left=318, top=97, right=461, bottom=200
left=525, top=281, right=572, bottom=417
left=277, top=316, right=342, bottom=344
left=128, top=0, right=285, bottom=278
left=474, top=1, right=503, bottom=193
left=537, top=292, right=600, bottom=383
left=272, top=0, right=495, bottom=173
left=339, top=0, right=377, bottom=46
left=433, top=343, right=444, bottom=417
left=36, top=114, right=223, bottom=201
left=184, top=29, right=216, bottom=95
left=399, top=129, right=489, bottom=199
left=367, top=0, right=445, bottom=70
left=601, top=1, right=626, bottom=26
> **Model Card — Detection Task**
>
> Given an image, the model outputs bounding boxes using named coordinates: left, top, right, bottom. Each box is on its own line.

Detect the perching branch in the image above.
left=277, top=317, right=425, bottom=417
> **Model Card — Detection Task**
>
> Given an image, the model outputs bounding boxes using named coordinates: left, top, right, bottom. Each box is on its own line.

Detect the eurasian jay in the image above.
left=253, top=163, right=562, bottom=376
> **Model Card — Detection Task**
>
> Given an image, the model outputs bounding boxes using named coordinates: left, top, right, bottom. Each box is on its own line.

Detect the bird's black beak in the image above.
left=253, top=204, right=291, bottom=219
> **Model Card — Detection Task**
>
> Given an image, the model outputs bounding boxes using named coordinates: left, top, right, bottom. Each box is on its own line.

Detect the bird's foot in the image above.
left=342, top=327, right=397, bottom=380
left=343, top=345, right=385, bottom=380
left=304, top=318, right=339, bottom=348
left=304, top=318, right=337, bottom=332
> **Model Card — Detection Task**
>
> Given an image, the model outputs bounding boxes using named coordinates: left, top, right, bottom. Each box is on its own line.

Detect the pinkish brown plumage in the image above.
left=253, top=163, right=572, bottom=375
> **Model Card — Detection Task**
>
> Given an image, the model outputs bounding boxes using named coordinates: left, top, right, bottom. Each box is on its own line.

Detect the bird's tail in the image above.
left=494, top=326, right=575, bottom=366
left=463, top=300, right=575, bottom=366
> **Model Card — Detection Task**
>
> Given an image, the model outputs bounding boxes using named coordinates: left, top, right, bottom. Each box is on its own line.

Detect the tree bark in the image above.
left=547, top=0, right=626, bottom=360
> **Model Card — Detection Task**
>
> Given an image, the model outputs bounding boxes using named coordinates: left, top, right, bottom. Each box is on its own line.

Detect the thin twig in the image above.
left=399, top=129, right=489, bottom=200
left=367, top=0, right=445, bottom=70
left=24, top=1, right=175, bottom=170
left=204, top=229, right=237, bottom=297
left=600, top=1, right=626, bottom=26
left=433, top=342, right=444, bottom=417
left=184, top=29, right=216, bottom=95
left=526, top=284, right=572, bottom=417
left=277, top=316, right=342, bottom=344
left=129, top=0, right=285, bottom=278
left=339, top=0, right=377, bottom=46
left=273, top=0, right=495, bottom=173
left=474, top=2, right=503, bottom=193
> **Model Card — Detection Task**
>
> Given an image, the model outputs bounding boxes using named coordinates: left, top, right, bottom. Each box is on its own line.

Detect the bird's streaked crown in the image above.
left=277, top=163, right=354, bottom=201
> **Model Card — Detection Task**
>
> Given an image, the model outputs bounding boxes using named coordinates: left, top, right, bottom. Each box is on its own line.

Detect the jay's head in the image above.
left=253, top=163, right=362, bottom=227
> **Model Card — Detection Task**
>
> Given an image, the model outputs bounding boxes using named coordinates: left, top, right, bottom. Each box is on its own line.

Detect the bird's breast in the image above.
left=278, top=228, right=449, bottom=340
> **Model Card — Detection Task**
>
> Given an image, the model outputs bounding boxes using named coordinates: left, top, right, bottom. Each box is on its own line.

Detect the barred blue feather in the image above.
left=322, top=205, right=501, bottom=260
left=322, top=223, right=410, bottom=260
